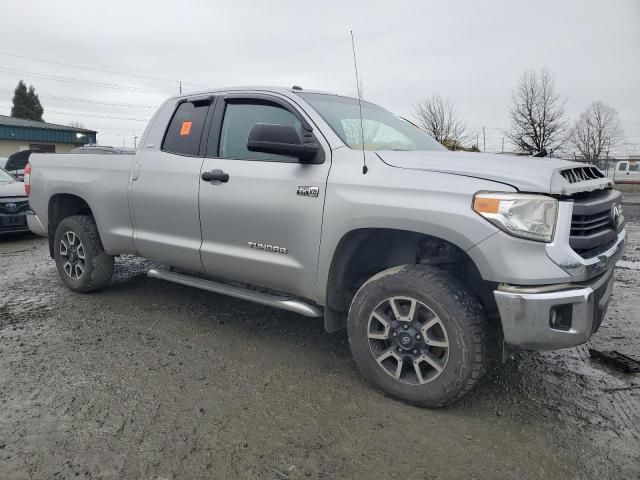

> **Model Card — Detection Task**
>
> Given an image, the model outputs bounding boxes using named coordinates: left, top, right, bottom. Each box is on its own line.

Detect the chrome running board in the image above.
left=147, top=268, right=323, bottom=317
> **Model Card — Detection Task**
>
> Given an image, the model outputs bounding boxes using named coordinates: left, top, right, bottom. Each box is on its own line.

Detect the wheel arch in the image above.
left=47, top=193, right=96, bottom=258
left=322, top=227, right=497, bottom=333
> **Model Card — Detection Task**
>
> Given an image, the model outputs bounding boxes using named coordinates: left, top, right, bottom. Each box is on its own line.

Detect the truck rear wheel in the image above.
left=347, top=265, right=488, bottom=407
left=53, top=215, right=114, bottom=293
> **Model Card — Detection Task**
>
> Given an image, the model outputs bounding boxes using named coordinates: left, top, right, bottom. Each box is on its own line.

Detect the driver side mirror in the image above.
left=247, top=123, right=321, bottom=163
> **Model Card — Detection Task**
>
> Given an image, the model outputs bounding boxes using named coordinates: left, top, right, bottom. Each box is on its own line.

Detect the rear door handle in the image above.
left=201, top=169, right=229, bottom=183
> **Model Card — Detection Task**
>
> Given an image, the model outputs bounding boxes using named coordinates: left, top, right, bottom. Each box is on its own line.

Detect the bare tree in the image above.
left=342, top=118, right=383, bottom=147
left=342, top=79, right=385, bottom=147
left=506, top=69, right=567, bottom=155
left=570, top=101, right=622, bottom=160
left=412, top=95, right=467, bottom=150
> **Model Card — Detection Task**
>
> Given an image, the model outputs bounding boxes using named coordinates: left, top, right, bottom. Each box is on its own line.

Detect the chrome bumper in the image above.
left=494, top=268, right=614, bottom=350
left=26, top=211, right=47, bottom=237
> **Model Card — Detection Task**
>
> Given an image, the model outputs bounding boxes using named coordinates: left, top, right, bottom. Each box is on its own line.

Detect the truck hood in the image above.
left=377, top=150, right=613, bottom=195
left=0, top=180, right=27, bottom=198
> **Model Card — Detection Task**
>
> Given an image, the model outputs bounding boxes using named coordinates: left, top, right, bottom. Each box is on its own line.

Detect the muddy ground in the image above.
left=1, top=207, right=639, bottom=480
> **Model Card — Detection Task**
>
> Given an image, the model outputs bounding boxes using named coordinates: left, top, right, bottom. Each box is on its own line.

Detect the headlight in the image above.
left=473, top=192, right=558, bottom=242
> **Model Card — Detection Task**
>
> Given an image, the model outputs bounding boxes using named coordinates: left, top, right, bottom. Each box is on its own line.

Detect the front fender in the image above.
left=314, top=153, right=511, bottom=305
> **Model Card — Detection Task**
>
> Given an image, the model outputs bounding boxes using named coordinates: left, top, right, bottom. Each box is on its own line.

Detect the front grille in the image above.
left=569, top=189, right=621, bottom=258
left=0, top=198, right=29, bottom=215
left=560, top=167, right=604, bottom=184
left=0, top=199, right=29, bottom=215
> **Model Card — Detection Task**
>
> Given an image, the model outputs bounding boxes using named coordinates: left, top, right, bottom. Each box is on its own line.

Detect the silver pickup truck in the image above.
left=25, top=86, right=626, bottom=407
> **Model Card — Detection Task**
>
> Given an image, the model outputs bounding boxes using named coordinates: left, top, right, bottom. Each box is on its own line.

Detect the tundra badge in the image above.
left=297, top=186, right=319, bottom=197
left=248, top=242, right=288, bottom=254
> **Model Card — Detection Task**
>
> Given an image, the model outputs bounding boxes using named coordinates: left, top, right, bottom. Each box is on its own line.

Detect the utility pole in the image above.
left=179, top=80, right=182, bottom=94
left=501, top=137, right=504, bottom=153
left=476, top=133, right=479, bottom=151
left=482, top=126, right=486, bottom=153
left=134, top=136, right=138, bottom=149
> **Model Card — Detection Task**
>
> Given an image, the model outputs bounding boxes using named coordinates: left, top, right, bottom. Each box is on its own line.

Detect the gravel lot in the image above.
left=1, top=204, right=639, bottom=479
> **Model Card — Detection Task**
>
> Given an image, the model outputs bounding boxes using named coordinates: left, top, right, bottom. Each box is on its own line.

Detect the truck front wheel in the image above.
left=53, top=215, right=114, bottom=293
left=347, top=265, right=488, bottom=407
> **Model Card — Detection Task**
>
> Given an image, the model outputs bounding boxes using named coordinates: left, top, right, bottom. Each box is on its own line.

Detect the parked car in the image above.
left=24, top=86, right=625, bottom=407
left=4, top=150, right=31, bottom=181
left=0, top=167, right=30, bottom=234
left=70, top=145, right=135, bottom=155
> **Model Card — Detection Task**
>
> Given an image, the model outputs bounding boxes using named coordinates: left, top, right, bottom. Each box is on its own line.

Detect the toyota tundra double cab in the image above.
left=25, top=86, right=625, bottom=407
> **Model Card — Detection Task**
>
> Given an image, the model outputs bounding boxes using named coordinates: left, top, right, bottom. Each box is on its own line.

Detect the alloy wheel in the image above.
left=59, top=231, right=86, bottom=279
left=367, top=296, right=450, bottom=385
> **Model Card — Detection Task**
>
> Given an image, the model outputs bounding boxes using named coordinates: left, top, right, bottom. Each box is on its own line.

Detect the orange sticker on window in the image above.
left=180, top=121, right=192, bottom=136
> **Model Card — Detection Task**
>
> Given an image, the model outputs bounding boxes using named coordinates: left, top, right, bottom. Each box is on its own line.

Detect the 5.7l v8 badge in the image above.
left=297, top=186, right=319, bottom=197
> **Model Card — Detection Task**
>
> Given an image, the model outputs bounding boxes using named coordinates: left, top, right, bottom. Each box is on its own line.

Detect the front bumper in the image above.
left=0, top=213, right=30, bottom=234
left=494, top=268, right=614, bottom=350
left=26, top=211, right=47, bottom=236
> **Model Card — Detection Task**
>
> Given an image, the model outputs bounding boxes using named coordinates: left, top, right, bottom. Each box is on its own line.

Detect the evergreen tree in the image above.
left=27, top=85, right=44, bottom=120
left=11, top=80, right=44, bottom=121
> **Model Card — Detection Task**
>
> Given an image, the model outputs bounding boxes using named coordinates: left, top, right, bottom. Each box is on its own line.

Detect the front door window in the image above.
left=219, top=102, right=302, bottom=162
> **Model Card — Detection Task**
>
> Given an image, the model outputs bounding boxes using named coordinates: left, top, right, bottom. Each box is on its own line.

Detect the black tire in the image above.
left=347, top=264, right=488, bottom=407
left=53, top=215, right=114, bottom=293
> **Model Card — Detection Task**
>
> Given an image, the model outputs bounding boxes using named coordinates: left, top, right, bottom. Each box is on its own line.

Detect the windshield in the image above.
left=0, top=168, right=15, bottom=182
left=298, top=93, right=445, bottom=152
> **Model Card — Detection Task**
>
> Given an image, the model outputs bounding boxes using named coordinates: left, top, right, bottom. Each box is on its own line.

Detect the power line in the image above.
left=43, top=111, right=149, bottom=122
left=0, top=88, right=156, bottom=109
left=0, top=66, right=172, bottom=94
left=0, top=51, right=176, bottom=83
left=0, top=51, right=211, bottom=90
left=0, top=104, right=149, bottom=122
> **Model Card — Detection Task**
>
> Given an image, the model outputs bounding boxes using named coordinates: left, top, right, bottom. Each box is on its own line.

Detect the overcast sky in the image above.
left=1, top=0, right=638, bottom=154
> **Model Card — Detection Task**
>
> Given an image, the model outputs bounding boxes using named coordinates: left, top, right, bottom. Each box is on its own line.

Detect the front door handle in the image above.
left=201, top=169, right=229, bottom=183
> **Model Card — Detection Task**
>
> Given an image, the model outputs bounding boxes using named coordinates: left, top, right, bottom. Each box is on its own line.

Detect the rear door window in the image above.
left=162, top=100, right=210, bottom=156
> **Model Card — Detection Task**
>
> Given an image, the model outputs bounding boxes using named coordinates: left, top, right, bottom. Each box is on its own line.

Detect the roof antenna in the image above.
left=350, top=30, right=368, bottom=175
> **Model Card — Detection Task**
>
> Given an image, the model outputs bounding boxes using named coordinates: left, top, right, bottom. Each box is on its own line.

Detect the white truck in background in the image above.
left=611, top=160, right=640, bottom=183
